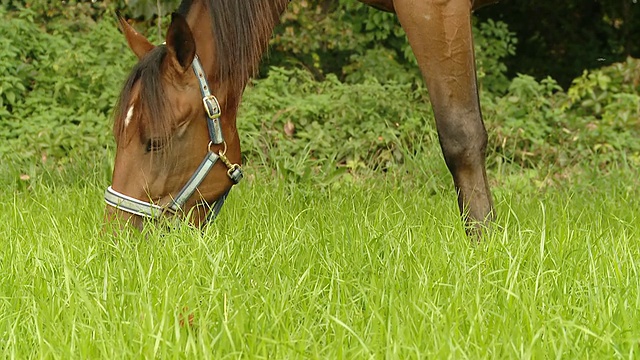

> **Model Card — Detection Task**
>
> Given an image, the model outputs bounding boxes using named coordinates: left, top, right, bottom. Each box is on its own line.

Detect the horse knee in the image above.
left=438, top=114, right=488, bottom=171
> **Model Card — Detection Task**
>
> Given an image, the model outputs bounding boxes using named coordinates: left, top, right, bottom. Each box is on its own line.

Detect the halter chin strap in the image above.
left=105, top=55, right=243, bottom=225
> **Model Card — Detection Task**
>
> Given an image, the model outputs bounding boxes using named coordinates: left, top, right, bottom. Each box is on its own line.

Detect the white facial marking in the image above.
left=124, top=105, right=135, bottom=128
left=176, top=121, right=190, bottom=137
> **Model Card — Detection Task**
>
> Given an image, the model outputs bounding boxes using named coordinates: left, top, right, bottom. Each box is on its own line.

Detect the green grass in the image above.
left=1, top=157, right=639, bottom=359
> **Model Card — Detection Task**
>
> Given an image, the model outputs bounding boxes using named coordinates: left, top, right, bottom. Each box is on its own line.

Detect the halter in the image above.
left=104, top=54, right=243, bottom=225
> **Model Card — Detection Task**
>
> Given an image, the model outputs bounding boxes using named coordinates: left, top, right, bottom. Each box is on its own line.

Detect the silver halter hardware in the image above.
left=105, top=54, right=243, bottom=225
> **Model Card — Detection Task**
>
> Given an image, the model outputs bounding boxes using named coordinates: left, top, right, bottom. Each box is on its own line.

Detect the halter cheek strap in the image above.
left=104, top=55, right=243, bottom=225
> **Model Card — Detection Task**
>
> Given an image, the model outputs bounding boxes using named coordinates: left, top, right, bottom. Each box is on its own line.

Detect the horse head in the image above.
left=105, top=12, right=242, bottom=230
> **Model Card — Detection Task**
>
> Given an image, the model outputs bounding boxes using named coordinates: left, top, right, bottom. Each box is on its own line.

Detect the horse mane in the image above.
left=205, top=0, right=289, bottom=88
left=113, top=0, right=289, bottom=143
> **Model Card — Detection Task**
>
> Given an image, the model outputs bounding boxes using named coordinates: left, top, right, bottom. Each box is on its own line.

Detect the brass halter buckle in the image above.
left=203, top=95, right=221, bottom=119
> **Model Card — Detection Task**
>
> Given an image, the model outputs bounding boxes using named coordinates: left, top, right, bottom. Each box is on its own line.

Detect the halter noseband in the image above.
left=104, top=54, right=243, bottom=225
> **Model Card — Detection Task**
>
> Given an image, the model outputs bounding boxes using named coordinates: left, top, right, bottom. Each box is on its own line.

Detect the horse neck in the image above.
left=183, top=0, right=290, bottom=93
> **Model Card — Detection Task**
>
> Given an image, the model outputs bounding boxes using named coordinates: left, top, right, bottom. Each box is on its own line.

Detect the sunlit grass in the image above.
left=1, top=157, right=639, bottom=358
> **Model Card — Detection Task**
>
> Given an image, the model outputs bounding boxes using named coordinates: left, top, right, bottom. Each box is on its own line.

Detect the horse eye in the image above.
left=145, top=138, right=166, bottom=153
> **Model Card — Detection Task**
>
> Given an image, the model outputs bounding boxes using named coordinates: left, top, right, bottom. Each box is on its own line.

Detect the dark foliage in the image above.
left=475, top=0, right=640, bottom=87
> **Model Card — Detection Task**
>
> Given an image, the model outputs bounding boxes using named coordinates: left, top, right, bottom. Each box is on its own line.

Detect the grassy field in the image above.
left=1, top=155, right=639, bottom=359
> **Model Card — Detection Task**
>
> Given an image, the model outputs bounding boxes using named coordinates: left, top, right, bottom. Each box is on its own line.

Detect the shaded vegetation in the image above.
left=0, top=2, right=638, bottom=175
left=477, top=0, right=640, bottom=87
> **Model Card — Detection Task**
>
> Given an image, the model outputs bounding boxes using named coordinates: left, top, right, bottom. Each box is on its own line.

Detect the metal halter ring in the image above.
left=208, top=140, right=227, bottom=155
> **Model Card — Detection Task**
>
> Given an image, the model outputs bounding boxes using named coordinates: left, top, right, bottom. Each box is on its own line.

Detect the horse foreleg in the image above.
left=394, top=0, right=494, bottom=236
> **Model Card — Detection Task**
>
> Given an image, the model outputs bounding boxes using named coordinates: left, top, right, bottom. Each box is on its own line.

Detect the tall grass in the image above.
left=1, top=155, right=639, bottom=359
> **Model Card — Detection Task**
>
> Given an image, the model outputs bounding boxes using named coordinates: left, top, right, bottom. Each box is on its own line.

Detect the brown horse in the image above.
left=105, top=0, right=496, bottom=236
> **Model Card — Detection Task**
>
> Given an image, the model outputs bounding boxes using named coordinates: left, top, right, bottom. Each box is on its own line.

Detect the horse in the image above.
left=105, top=0, right=496, bottom=237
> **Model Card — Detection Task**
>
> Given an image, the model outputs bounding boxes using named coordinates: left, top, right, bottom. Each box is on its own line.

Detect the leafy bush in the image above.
left=562, top=58, right=640, bottom=165
left=0, top=0, right=112, bottom=20
left=485, top=57, right=640, bottom=168
left=0, top=0, right=178, bottom=22
left=473, top=19, right=517, bottom=94
left=0, top=7, right=131, bottom=163
left=484, top=75, right=566, bottom=167
left=239, top=67, right=438, bottom=178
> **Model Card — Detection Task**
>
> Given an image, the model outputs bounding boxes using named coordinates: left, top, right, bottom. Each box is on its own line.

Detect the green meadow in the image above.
left=1, top=156, right=639, bottom=359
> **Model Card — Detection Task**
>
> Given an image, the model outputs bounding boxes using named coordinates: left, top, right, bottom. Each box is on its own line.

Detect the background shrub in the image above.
left=0, top=3, right=638, bottom=177
left=0, top=7, right=131, bottom=163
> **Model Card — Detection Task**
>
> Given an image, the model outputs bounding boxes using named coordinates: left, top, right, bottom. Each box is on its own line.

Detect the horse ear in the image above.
left=165, top=13, right=196, bottom=73
left=118, top=16, right=155, bottom=59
